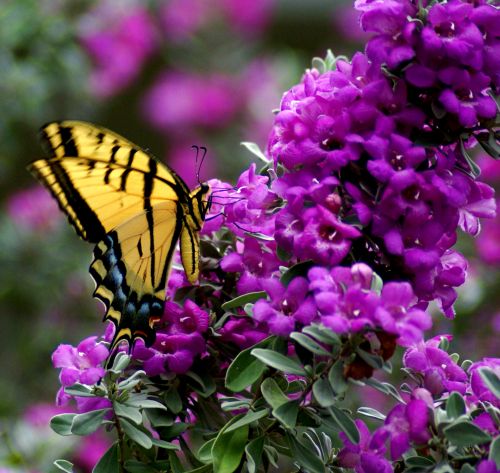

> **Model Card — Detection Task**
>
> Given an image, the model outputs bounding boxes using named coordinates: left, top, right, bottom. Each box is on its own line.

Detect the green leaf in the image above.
left=357, top=407, right=386, bottom=421
left=110, top=352, right=130, bottom=372
left=328, top=406, right=360, bottom=444
left=64, top=383, right=95, bottom=397
left=459, top=136, right=481, bottom=178
left=251, top=349, right=306, bottom=376
left=280, top=260, right=315, bottom=286
left=92, top=443, right=119, bottom=473
left=477, top=129, right=500, bottom=159
left=221, top=291, right=267, bottom=311
left=113, top=401, right=142, bottom=425
left=186, top=370, right=216, bottom=397
left=125, top=398, right=167, bottom=410
left=370, top=272, right=383, bottom=294
left=71, top=409, right=109, bottom=436
left=221, top=398, right=251, bottom=411
left=121, top=418, right=153, bottom=450
left=313, top=378, right=336, bottom=407
left=225, top=409, right=269, bottom=433
left=240, top=141, right=270, bottom=164
left=117, top=370, right=146, bottom=391
left=184, top=465, right=213, bottom=473
left=54, top=459, right=74, bottom=473
left=364, top=378, right=404, bottom=403
left=168, top=451, right=185, bottom=473
left=444, top=421, right=491, bottom=446
left=246, top=437, right=265, bottom=473
left=479, top=367, right=500, bottom=400
left=198, top=439, right=216, bottom=463
left=356, top=348, right=384, bottom=369
left=146, top=408, right=174, bottom=428
left=151, top=438, right=179, bottom=450
left=123, top=460, right=157, bottom=473
left=446, top=392, right=466, bottom=419
left=405, top=456, right=435, bottom=467
left=165, top=387, right=183, bottom=414
left=273, top=400, right=299, bottom=429
left=460, top=464, right=476, bottom=473
left=488, top=435, right=500, bottom=469
left=286, top=433, right=325, bottom=473
left=260, top=378, right=289, bottom=409
left=50, top=413, right=76, bottom=436
left=302, top=325, right=341, bottom=347
left=328, top=360, right=348, bottom=395
left=291, top=332, right=332, bottom=357
left=212, top=417, right=249, bottom=473
left=225, top=337, right=274, bottom=392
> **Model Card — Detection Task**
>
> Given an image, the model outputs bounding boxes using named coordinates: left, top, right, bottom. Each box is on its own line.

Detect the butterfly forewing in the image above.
left=28, top=120, right=210, bottom=351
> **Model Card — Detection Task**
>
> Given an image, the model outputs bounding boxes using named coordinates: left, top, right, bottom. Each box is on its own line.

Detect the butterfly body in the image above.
left=28, top=121, right=211, bottom=351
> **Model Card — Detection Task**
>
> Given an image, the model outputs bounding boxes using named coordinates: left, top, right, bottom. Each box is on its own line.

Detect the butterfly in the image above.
left=28, top=121, right=211, bottom=352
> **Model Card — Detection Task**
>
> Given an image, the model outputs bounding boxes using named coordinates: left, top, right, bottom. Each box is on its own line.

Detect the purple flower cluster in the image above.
left=252, top=263, right=432, bottom=347
left=7, top=186, right=60, bottom=232
left=338, top=420, right=392, bottom=473
left=160, top=0, right=275, bottom=41
left=339, top=391, right=432, bottom=469
left=142, top=71, right=240, bottom=133
left=403, top=338, right=500, bottom=437
left=79, top=4, right=156, bottom=97
left=132, top=300, right=210, bottom=376
left=356, top=0, right=499, bottom=129
left=403, top=335, right=468, bottom=396
left=267, top=47, right=496, bottom=316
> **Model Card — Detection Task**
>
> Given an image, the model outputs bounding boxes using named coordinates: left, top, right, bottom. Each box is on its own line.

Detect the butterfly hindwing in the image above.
left=90, top=201, right=183, bottom=350
left=29, top=121, right=212, bottom=351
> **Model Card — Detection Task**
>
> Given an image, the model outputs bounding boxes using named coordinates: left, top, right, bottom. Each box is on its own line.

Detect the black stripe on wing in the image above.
left=89, top=232, right=164, bottom=350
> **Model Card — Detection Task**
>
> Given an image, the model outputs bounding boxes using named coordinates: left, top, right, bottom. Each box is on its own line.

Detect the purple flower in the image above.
left=308, top=264, right=431, bottom=347
left=52, top=336, right=110, bottom=411
left=132, top=300, right=209, bottom=375
left=219, top=0, right=275, bottom=37
left=223, top=163, right=278, bottom=237
left=338, top=419, right=392, bottom=473
left=372, top=399, right=430, bottom=460
left=160, top=0, right=212, bottom=42
left=253, top=277, right=317, bottom=336
left=7, top=186, right=60, bottom=231
left=403, top=337, right=468, bottom=396
left=374, top=282, right=432, bottom=347
left=73, top=432, right=111, bottom=472
left=473, top=412, right=499, bottom=436
left=143, top=70, right=240, bottom=131
left=476, top=460, right=499, bottom=473
left=468, top=358, right=500, bottom=407
left=218, top=318, right=268, bottom=349
left=80, top=5, right=156, bottom=97
left=52, top=336, right=108, bottom=388
left=357, top=0, right=499, bottom=130
left=221, top=237, right=280, bottom=293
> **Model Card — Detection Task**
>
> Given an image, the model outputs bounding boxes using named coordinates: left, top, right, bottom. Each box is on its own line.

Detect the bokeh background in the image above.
left=0, top=1, right=498, bottom=471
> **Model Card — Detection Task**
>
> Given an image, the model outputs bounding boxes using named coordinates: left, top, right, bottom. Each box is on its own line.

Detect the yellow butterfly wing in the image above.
left=28, top=121, right=211, bottom=350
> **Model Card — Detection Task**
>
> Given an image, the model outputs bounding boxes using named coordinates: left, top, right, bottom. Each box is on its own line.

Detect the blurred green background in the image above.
left=0, top=0, right=498, bottom=471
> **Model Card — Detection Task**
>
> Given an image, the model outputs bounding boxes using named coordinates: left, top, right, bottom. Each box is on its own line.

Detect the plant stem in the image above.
left=114, top=412, right=126, bottom=473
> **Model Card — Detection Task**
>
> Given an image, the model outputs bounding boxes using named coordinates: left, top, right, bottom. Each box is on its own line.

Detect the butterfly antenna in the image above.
left=191, top=145, right=200, bottom=184
left=197, top=146, right=207, bottom=185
